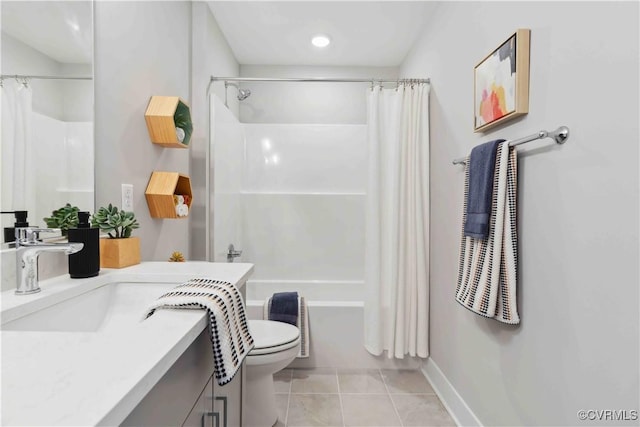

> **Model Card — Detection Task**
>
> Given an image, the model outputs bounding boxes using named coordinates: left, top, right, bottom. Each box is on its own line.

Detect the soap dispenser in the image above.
left=1, top=210, right=29, bottom=243
left=67, top=211, right=100, bottom=278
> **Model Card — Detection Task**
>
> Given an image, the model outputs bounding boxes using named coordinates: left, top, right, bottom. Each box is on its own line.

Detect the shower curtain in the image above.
left=1, top=79, right=35, bottom=216
left=364, top=82, right=430, bottom=359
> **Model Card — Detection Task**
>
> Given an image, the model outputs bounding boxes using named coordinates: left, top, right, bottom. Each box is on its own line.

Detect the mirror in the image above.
left=1, top=1, right=93, bottom=243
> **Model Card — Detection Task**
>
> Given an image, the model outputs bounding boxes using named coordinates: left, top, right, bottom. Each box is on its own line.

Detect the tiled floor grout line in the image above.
left=284, top=369, right=292, bottom=427
left=288, top=392, right=342, bottom=395
left=335, top=371, right=346, bottom=427
left=379, top=369, right=406, bottom=427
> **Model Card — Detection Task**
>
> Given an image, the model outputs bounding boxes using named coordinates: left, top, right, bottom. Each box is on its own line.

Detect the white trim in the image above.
left=421, top=358, right=483, bottom=427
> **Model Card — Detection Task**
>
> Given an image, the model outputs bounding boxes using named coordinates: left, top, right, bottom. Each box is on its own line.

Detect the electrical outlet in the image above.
left=121, top=184, right=134, bottom=211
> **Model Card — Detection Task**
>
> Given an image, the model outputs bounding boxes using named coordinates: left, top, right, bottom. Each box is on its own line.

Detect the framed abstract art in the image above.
left=474, top=29, right=531, bottom=132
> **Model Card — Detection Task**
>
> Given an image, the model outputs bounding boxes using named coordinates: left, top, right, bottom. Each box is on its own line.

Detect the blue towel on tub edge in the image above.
left=464, top=139, right=505, bottom=239
left=269, top=291, right=299, bottom=326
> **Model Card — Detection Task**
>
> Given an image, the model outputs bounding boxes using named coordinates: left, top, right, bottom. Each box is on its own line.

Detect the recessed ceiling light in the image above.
left=311, top=35, right=331, bottom=48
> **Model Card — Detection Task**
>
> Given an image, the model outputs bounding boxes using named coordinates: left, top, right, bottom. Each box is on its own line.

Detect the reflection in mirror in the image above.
left=1, top=1, right=93, bottom=244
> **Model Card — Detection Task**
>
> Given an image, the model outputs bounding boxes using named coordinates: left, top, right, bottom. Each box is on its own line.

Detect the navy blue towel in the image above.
left=269, top=292, right=299, bottom=326
left=464, top=139, right=505, bottom=239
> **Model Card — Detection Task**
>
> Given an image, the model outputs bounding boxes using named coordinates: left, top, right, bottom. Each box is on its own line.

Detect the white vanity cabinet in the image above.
left=212, top=369, right=243, bottom=427
left=183, top=375, right=214, bottom=427
left=122, top=328, right=245, bottom=427
left=184, top=374, right=242, bottom=427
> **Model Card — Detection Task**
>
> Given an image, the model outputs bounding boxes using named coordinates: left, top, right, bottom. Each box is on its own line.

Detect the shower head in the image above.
left=237, top=88, right=251, bottom=101
left=224, top=82, right=251, bottom=106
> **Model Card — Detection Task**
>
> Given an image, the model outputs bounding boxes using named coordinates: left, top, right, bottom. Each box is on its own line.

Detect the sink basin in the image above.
left=1, top=281, right=178, bottom=332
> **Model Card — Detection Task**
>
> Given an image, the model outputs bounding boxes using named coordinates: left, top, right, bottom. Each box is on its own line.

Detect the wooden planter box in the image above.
left=99, top=236, right=141, bottom=268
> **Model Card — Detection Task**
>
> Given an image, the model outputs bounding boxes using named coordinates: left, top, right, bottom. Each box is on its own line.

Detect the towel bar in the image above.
left=452, top=126, right=570, bottom=165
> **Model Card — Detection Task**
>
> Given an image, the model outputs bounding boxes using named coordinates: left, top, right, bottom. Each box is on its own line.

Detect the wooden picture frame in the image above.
left=474, top=29, right=530, bottom=133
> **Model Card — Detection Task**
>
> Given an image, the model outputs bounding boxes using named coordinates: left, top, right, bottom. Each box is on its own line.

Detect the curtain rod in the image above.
left=452, top=126, right=570, bottom=165
left=210, top=76, right=430, bottom=84
left=0, top=74, right=92, bottom=81
left=207, top=76, right=429, bottom=96
left=209, top=76, right=430, bottom=86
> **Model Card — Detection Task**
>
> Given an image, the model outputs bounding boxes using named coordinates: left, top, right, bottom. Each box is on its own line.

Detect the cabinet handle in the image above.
left=203, top=396, right=228, bottom=427
left=201, top=412, right=218, bottom=427
left=215, top=396, right=228, bottom=427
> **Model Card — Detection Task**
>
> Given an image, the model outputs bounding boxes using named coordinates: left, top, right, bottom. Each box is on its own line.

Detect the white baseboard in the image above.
left=421, top=358, right=483, bottom=427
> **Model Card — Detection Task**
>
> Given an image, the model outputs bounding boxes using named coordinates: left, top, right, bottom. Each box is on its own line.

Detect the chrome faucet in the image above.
left=14, top=228, right=84, bottom=295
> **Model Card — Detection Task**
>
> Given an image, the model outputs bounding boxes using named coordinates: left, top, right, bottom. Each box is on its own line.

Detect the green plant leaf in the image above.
left=43, top=203, right=80, bottom=231
left=92, top=203, right=139, bottom=238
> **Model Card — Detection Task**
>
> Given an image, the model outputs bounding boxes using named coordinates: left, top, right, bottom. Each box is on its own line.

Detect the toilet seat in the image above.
left=248, top=320, right=300, bottom=356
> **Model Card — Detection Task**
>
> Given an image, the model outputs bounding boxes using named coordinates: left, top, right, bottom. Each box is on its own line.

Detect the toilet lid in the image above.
left=248, top=320, right=300, bottom=354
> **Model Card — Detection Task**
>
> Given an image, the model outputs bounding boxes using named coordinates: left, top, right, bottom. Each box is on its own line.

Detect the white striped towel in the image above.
left=456, top=142, right=520, bottom=324
left=143, top=278, right=255, bottom=385
left=263, top=295, right=309, bottom=358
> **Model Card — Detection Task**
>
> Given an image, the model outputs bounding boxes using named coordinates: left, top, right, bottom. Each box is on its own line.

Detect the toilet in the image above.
left=244, top=319, right=300, bottom=427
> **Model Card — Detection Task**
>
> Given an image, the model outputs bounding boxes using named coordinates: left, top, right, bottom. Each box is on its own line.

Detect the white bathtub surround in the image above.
left=364, top=82, right=430, bottom=358
left=246, top=279, right=364, bottom=302
left=243, top=123, right=367, bottom=193
left=1, top=261, right=253, bottom=426
left=247, top=280, right=425, bottom=369
left=246, top=298, right=420, bottom=370
left=211, top=95, right=244, bottom=263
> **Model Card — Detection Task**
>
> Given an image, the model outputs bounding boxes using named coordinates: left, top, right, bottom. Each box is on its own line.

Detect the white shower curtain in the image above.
left=364, top=82, right=430, bottom=359
left=1, top=80, right=35, bottom=216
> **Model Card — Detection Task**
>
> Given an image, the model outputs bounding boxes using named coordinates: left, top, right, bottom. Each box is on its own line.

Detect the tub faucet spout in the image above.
left=14, top=228, right=84, bottom=295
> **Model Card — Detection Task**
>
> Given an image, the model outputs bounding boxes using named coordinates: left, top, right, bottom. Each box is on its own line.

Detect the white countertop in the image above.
left=1, top=261, right=254, bottom=426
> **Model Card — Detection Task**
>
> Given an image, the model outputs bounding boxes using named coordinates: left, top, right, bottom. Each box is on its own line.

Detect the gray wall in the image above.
left=401, top=2, right=639, bottom=425
left=190, top=2, right=240, bottom=261
left=94, top=1, right=191, bottom=260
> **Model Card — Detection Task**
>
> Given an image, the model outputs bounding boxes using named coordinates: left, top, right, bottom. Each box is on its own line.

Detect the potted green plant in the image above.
left=43, top=203, right=80, bottom=236
left=91, top=204, right=141, bottom=268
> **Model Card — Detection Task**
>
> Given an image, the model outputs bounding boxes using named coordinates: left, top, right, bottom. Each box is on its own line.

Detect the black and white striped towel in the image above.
left=263, top=295, right=309, bottom=358
left=456, top=142, right=520, bottom=324
left=144, top=278, right=255, bottom=385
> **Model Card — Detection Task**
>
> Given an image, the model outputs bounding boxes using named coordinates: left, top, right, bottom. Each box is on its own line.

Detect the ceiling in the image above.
left=207, top=2, right=435, bottom=67
left=1, top=1, right=92, bottom=64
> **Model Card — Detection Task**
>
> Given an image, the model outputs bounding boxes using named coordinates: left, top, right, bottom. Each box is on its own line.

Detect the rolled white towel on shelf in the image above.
left=176, top=204, right=189, bottom=217
left=173, top=194, right=189, bottom=217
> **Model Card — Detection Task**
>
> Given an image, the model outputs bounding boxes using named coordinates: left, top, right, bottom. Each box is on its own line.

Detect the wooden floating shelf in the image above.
left=145, top=171, right=193, bottom=219
left=144, top=96, right=193, bottom=148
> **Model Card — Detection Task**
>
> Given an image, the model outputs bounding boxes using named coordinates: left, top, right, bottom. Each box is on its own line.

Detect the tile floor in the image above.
left=272, top=368, right=455, bottom=427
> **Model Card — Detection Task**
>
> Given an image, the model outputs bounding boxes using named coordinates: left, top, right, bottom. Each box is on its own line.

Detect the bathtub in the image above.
left=245, top=279, right=420, bottom=369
